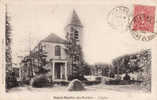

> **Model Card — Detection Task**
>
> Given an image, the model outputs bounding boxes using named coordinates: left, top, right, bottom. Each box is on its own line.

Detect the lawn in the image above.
left=4, top=84, right=151, bottom=100
left=7, top=84, right=147, bottom=93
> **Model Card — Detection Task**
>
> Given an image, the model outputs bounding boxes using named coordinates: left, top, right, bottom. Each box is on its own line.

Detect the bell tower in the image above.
left=65, top=10, right=84, bottom=78
left=65, top=10, right=83, bottom=45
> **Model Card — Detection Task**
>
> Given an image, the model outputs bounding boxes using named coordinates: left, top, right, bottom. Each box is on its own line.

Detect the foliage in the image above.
left=65, top=33, right=87, bottom=80
left=112, top=49, right=151, bottom=74
left=105, top=80, right=133, bottom=85
left=30, top=74, right=50, bottom=87
left=6, top=71, right=18, bottom=89
left=111, top=49, right=151, bottom=92
left=90, top=63, right=113, bottom=77
left=5, top=8, right=16, bottom=89
left=83, top=81, right=100, bottom=85
left=19, top=43, right=50, bottom=83
left=79, top=62, right=91, bottom=75
left=29, top=43, right=49, bottom=75
left=5, top=7, right=12, bottom=72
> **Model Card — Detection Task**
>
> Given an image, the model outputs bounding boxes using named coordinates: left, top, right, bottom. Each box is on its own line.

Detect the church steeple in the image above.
left=65, top=10, right=83, bottom=45
left=65, top=10, right=84, bottom=78
left=69, top=10, right=83, bottom=27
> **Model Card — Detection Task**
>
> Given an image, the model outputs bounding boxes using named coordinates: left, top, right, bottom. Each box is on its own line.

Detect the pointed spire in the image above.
left=69, top=10, right=83, bottom=27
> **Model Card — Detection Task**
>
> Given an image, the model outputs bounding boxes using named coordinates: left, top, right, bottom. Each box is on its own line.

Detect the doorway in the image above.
left=54, top=63, right=65, bottom=80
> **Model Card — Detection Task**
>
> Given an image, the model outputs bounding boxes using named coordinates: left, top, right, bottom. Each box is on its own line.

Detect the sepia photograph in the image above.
left=1, top=0, right=157, bottom=100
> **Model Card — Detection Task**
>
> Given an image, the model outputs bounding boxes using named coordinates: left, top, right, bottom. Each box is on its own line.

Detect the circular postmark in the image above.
left=129, top=14, right=157, bottom=41
left=107, top=6, right=130, bottom=31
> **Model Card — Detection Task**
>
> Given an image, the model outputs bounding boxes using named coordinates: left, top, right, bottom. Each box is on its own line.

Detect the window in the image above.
left=55, top=45, right=61, bottom=56
left=74, top=33, right=79, bottom=40
left=74, top=55, right=79, bottom=62
left=41, top=44, right=46, bottom=51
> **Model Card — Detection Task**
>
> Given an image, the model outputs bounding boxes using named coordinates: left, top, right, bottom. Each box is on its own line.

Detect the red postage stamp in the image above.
left=133, top=5, right=155, bottom=32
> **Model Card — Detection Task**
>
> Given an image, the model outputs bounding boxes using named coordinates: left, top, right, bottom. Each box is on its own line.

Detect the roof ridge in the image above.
left=41, top=33, right=65, bottom=44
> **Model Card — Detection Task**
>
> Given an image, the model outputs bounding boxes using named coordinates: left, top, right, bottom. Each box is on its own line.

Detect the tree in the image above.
left=30, top=43, right=49, bottom=75
left=36, top=45, right=49, bottom=74
left=5, top=6, right=18, bottom=89
left=112, top=49, right=151, bottom=75
left=65, top=33, right=86, bottom=80
left=5, top=6, right=12, bottom=72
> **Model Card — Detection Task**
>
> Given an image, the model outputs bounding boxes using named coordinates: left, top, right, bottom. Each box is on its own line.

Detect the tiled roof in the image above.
left=41, top=33, right=66, bottom=44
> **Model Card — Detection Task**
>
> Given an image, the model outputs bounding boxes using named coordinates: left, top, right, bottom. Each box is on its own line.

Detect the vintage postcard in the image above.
left=0, top=0, right=157, bottom=100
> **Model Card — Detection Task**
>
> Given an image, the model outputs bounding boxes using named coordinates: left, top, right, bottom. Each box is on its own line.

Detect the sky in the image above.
left=7, top=1, right=156, bottom=65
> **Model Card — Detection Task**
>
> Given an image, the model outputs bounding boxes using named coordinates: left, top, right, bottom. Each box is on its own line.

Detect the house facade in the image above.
left=20, top=10, right=83, bottom=82
left=34, top=33, right=68, bottom=81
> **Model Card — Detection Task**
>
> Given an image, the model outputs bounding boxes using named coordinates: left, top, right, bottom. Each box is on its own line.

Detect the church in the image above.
left=29, top=10, right=83, bottom=82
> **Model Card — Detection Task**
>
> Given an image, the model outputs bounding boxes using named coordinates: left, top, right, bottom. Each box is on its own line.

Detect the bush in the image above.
left=6, top=72, right=18, bottom=89
left=68, top=75, right=87, bottom=81
left=83, top=81, right=100, bottom=85
left=67, top=79, right=85, bottom=91
left=105, top=80, right=132, bottom=85
left=30, top=74, right=51, bottom=88
left=53, top=81, right=69, bottom=86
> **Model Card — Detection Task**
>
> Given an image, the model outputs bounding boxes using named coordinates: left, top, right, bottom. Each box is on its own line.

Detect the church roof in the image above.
left=41, top=33, right=66, bottom=44
left=69, top=10, right=83, bottom=27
